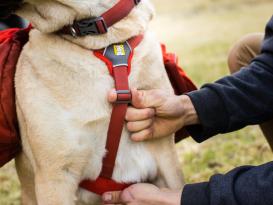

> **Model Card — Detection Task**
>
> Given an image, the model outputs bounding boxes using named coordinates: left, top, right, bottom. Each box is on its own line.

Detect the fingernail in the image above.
left=103, top=193, right=112, bottom=202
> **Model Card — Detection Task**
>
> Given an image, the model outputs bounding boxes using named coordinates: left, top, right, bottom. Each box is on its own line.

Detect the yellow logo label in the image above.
left=113, top=45, right=126, bottom=56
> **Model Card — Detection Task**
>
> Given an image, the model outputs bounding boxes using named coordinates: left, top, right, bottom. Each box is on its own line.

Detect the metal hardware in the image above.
left=70, top=26, right=78, bottom=38
left=116, top=90, right=132, bottom=104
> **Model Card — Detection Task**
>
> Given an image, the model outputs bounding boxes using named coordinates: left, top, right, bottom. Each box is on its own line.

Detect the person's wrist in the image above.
left=159, top=189, right=182, bottom=205
left=179, top=95, right=200, bottom=126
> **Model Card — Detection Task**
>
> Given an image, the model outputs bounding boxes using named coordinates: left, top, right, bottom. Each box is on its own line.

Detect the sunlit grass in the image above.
left=177, top=127, right=272, bottom=183
left=0, top=162, right=20, bottom=204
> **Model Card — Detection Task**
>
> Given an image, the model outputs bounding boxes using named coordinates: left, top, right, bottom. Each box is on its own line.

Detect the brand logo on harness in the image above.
left=104, top=42, right=131, bottom=67
left=113, top=45, right=126, bottom=56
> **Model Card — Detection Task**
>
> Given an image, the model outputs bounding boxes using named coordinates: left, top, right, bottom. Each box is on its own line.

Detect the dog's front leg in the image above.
left=35, top=168, right=79, bottom=205
left=16, top=152, right=37, bottom=205
left=16, top=99, right=85, bottom=205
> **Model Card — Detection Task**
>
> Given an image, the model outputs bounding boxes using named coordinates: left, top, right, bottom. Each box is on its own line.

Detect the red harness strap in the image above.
left=102, top=0, right=141, bottom=30
left=61, top=0, right=141, bottom=37
left=80, top=35, right=143, bottom=195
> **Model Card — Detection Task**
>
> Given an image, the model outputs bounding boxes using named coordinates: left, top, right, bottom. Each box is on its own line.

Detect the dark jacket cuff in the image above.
left=182, top=182, right=210, bottom=205
left=185, top=88, right=229, bottom=143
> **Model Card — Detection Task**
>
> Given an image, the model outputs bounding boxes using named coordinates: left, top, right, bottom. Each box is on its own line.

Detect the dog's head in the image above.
left=1, top=0, right=155, bottom=49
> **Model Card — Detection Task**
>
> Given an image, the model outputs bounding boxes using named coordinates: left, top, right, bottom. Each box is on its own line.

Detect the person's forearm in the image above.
left=187, top=51, right=273, bottom=141
left=184, top=17, right=273, bottom=143
left=182, top=161, right=273, bottom=205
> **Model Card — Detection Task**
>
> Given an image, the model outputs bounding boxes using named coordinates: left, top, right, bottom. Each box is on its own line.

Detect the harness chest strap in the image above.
left=80, top=35, right=144, bottom=195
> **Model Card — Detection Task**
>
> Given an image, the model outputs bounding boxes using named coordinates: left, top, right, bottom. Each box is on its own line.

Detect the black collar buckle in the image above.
left=71, top=17, right=108, bottom=37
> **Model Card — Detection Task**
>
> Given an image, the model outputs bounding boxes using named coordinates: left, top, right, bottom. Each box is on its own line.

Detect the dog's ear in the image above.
left=0, top=0, right=24, bottom=19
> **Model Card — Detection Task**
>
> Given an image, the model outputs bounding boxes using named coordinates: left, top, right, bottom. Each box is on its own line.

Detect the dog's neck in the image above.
left=16, top=0, right=154, bottom=50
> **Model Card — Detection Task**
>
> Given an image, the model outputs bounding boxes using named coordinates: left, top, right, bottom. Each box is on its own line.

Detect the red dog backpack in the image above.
left=0, top=27, right=196, bottom=168
left=0, top=27, right=30, bottom=167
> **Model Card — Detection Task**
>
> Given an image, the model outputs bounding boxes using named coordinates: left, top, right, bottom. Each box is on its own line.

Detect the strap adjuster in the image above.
left=116, top=90, right=131, bottom=104
left=71, top=17, right=108, bottom=37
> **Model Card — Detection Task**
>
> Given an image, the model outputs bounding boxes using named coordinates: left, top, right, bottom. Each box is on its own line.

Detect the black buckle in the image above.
left=116, top=90, right=132, bottom=104
left=134, top=0, right=141, bottom=5
left=73, top=17, right=108, bottom=37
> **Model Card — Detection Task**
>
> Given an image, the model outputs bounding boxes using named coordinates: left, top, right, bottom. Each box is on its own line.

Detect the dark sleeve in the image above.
left=181, top=161, right=273, bottom=205
left=186, top=16, right=273, bottom=142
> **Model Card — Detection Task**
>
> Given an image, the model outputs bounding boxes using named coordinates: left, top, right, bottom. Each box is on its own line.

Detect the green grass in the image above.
left=1, top=0, right=273, bottom=204
left=0, top=162, right=20, bottom=204
left=177, top=127, right=272, bottom=183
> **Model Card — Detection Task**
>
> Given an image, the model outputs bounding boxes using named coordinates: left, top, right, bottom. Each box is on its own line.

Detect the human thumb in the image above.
left=107, top=89, right=118, bottom=103
left=108, top=88, right=163, bottom=109
left=131, top=88, right=165, bottom=109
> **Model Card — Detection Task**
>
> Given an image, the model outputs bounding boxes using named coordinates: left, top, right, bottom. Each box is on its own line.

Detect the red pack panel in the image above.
left=0, top=28, right=20, bottom=43
left=0, top=27, right=30, bottom=167
left=161, top=44, right=197, bottom=143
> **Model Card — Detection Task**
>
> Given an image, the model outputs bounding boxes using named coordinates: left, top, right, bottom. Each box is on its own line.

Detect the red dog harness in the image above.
left=80, top=35, right=143, bottom=195
left=62, top=0, right=144, bottom=195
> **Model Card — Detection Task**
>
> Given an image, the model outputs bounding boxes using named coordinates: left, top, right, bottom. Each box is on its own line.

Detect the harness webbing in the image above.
left=102, top=67, right=131, bottom=178
left=60, top=0, right=141, bottom=37
left=80, top=35, right=144, bottom=195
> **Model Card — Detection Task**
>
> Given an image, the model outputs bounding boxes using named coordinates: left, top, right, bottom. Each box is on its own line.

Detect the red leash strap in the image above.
left=80, top=35, right=143, bottom=194
left=61, top=0, right=141, bottom=37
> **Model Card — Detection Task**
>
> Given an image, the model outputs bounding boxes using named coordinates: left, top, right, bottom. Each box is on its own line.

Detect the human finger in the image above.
left=130, top=88, right=165, bottom=109
left=125, top=107, right=155, bottom=121
left=131, top=128, right=154, bottom=141
left=127, top=119, right=153, bottom=132
left=107, top=89, right=118, bottom=103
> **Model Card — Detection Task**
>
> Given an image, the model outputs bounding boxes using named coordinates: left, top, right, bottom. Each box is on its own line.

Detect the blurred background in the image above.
left=1, top=0, right=273, bottom=204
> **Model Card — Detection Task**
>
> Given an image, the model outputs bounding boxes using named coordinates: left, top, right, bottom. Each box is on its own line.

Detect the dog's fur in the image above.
left=12, top=0, right=184, bottom=204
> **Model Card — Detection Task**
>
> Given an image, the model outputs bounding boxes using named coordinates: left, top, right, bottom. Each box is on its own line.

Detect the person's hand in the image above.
left=102, top=183, right=181, bottom=205
left=108, top=88, right=199, bottom=141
